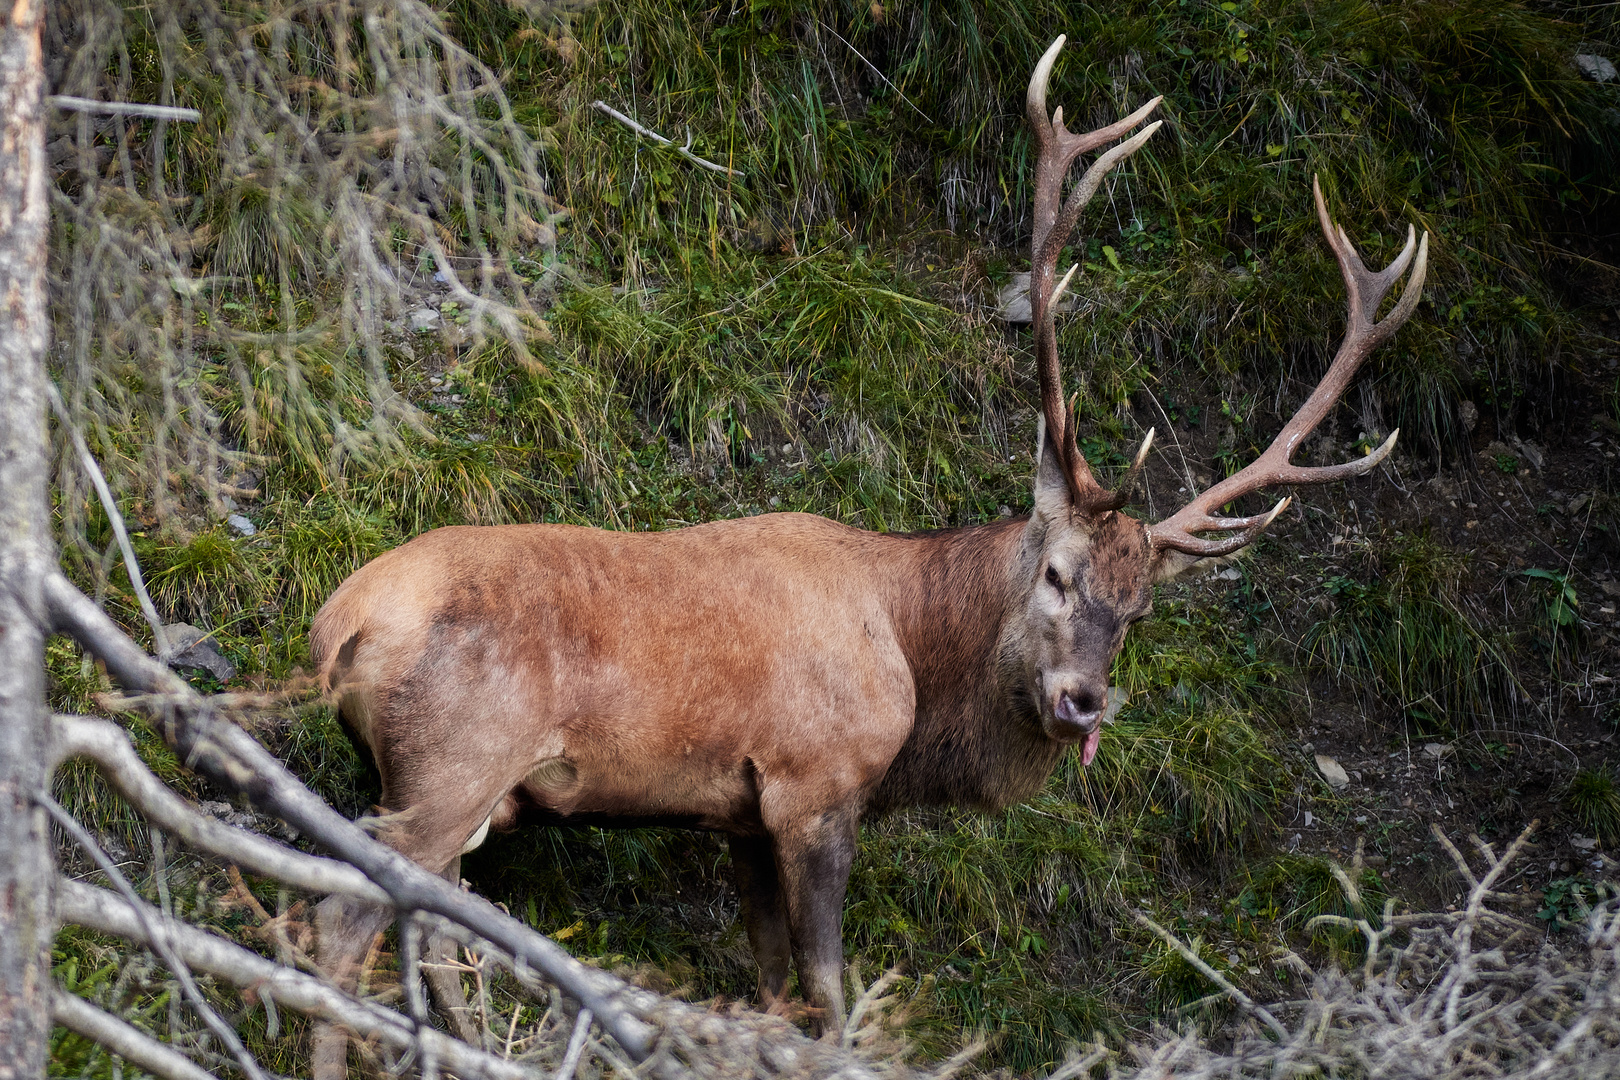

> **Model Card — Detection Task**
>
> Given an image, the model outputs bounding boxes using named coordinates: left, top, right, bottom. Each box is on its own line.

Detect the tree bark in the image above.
left=0, top=1, right=54, bottom=1074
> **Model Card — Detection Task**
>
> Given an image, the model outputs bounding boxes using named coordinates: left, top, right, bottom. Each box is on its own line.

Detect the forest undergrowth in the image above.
left=38, top=0, right=1620, bottom=1073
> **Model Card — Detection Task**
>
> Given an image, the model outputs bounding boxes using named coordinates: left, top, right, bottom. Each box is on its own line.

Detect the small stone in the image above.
left=994, top=271, right=1079, bottom=323
left=1576, top=54, right=1617, bottom=82
left=1458, top=399, right=1479, bottom=432
left=161, top=623, right=236, bottom=683
left=1315, top=754, right=1350, bottom=790
left=1103, top=686, right=1129, bottom=724
left=227, top=513, right=256, bottom=537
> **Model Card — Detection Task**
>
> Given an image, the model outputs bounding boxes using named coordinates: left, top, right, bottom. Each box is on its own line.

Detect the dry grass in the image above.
left=1096, top=825, right=1620, bottom=1080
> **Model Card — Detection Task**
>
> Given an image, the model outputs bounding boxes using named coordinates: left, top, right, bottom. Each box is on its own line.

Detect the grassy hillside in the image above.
left=43, top=0, right=1620, bottom=1073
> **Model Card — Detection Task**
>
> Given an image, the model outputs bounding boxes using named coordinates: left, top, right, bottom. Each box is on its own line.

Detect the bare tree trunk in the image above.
left=0, top=2, right=55, bottom=1075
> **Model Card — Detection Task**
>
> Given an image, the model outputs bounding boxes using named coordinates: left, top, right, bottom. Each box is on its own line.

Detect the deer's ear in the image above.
left=1151, top=548, right=1215, bottom=584
left=1032, top=417, right=1071, bottom=524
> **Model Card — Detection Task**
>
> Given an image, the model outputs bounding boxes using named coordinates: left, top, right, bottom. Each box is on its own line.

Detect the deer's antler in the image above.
left=1147, top=176, right=1429, bottom=557
left=1027, top=35, right=1161, bottom=515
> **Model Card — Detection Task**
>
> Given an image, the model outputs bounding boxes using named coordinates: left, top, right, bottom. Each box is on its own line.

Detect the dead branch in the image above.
left=51, top=989, right=217, bottom=1080
left=590, top=101, right=745, bottom=177
left=57, top=878, right=537, bottom=1080
left=1134, top=912, right=1289, bottom=1040
left=1118, top=824, right=1620, bottom=1080
left=46, top=95, right=202, bottom=122
left=50, top=712, right=388, bottom=904
left=42, top=793, right=268, bottom=1080
left=45, top=384, right=169, bottom=657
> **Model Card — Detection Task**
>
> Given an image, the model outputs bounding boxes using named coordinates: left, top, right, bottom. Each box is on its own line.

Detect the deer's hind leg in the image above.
left=422, top=855, right=480, bottom=1044
left=311, top=780, right=516, bottom=1077
left=729, top=834, right=791, bottom=1012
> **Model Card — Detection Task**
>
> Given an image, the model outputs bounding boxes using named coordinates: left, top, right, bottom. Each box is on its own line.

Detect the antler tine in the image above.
left=1027, top=35, right=1160, bottom=513
left=1098, top=427, right=1156, bottom=510
left=1314, top=176, right=1421, bottom=324
left=1164, top=498, right=1292, bottom=558
left=1149, top=182, right=1428, bottom=556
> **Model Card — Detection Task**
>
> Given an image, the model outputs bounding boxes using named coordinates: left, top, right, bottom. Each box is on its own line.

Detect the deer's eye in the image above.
left=1045, top=565, right=1064, bottom=594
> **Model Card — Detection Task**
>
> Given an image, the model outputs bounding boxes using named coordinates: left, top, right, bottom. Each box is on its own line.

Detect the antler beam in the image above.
left=1027, top=35, right=1161, bottom=513
left=1148, top=176, right=1429, bottom=556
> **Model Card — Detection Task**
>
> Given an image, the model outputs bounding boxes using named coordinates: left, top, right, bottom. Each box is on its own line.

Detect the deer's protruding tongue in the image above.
left=1080, top=726, right=1101, bottom=767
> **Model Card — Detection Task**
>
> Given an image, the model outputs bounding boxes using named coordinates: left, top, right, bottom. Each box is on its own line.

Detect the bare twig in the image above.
left=554, top=1008, right=592, bottom=1080
left=47, top=95, right=201, bottom=122
left=51, top=990, right=217, bottom=1080
left=590, top=101, right=744, bottom=177
left=816, top=22, right=934, bottom=123
left=40, top=793, right=270, bottom=1080
left=1134, top=912, right=1289, bottom=1040
left=58, top=879, right=536, bottom=1080
left=50, top=712, right=388, bottom=903
left=46, top=384, right=169, bottom=657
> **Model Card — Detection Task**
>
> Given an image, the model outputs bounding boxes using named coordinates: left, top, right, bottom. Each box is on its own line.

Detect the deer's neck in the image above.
left=868, top=517, right=1065, bottom=814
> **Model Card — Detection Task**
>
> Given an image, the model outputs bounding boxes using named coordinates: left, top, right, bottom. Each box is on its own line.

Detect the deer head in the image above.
left=1012, top=36, right=1428, bottom=765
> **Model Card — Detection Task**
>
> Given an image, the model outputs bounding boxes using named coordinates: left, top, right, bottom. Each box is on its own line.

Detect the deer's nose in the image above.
left=1053, top=690, right=1102, bottom=735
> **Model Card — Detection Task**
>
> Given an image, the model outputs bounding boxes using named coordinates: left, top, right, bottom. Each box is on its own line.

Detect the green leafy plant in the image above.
left=1537, top=876, right=1617, bottom=931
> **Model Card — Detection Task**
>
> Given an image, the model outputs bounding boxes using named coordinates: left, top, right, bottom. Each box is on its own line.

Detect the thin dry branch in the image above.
left=41, top=793, right=269, bottom=1080
left=49, top=711, right=388, bottom=903
left=590, top=101, right=745, bottom=177
left=1134, top=912, right=1289, bottom=1040
left=57, top=878, right=537, bottom=1080
left=51, top=989, right=217, bottom=1080
left=45, top=383, right=168, bottom=655
left=46, top=95, right=201, bottom=122
left=1121, top=823, right=1620, bottom=1080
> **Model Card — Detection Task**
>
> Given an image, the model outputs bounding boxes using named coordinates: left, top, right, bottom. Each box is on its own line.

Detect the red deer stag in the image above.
left=309, top=35, right=1426, bottom=1069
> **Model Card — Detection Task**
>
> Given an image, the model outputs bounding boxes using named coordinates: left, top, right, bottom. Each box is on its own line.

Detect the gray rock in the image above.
left=1315, top=753, right=1350, bottom=790
left=1458, top=399, right=1479, bottom=433
left=1576, top=54, right=1617, bottom=82
left=994, top=271, right=1079, bottom=323
left=162, top=623, right=236, bottom=684
left=227, top=512, right=257, bottom=537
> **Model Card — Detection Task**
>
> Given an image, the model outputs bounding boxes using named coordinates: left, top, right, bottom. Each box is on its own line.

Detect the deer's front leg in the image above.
left=771, top=807, right=859, bottom=1036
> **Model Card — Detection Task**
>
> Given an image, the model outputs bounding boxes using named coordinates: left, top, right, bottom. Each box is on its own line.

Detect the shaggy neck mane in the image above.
left=866, top=516, right=1067, bottom=814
